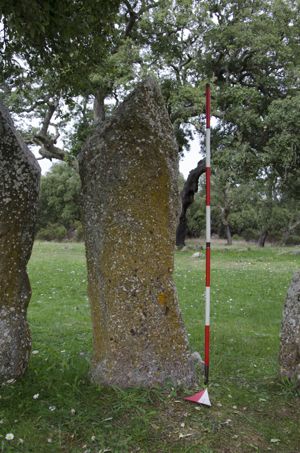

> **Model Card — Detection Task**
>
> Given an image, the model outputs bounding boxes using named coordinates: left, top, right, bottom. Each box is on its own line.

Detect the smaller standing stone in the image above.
left=279, top=271, right=300, bottom=387
left=0, top=102, right=40, bottom=382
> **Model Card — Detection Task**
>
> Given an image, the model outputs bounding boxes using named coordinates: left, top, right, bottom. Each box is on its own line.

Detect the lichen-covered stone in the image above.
left=279, top=271, right=300, bottom=387
left=0, top=102, right=40, bottom=382
left=79, top=79, right=195, bottom=387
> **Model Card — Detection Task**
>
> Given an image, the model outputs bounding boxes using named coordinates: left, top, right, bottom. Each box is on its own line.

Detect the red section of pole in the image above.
left=206, top=83, right=211, bottom=129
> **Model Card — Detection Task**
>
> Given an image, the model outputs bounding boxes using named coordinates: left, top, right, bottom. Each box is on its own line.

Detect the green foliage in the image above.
left=37, top=163, right=81, bottom=240
left=285, top=235, right=300, bottom=245
left=200, top=0, right=300, bottom=216
left=36, top=223, right=67, bottom=241
left=0, top=0, right=121, bottom=91
left=186, top=193, right=205, bottom=237
left=264, top=94, right=300, bottom=186
left=182, top=172, right=300, bottom=244
left=73, top=220, right=84, bottom=241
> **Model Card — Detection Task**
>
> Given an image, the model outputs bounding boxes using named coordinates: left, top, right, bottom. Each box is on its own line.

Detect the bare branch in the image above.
left=123, top=0, right=139, bottom=37
left=31, top=97, right=78, bottom=170
left=34, top=134, right=78, bottom=171
left=40, top=99, right=59, bottom=136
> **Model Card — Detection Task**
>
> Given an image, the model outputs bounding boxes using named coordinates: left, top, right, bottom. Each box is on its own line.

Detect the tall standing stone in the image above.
left=279, top=271, right=300, bottom=387
left=0, top=102, right=40, bottom=382
left=80, top=79, right=195, bottom=387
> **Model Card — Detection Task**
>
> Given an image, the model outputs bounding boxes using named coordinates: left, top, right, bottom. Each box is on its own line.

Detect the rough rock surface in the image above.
left=279, top=271, right=300, bottom=387
left=0, top=102, right=40, bottom=382
left=79, top=79, right=195, bottom=387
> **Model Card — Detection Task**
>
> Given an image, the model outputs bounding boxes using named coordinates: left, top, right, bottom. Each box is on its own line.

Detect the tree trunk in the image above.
left=219, top=203, right=232, bottom=246
left=93, top=89, right=106, bottom=122
left=258, top=230, right=268, bottom=247
left=282, top=229, right=290, bottom=246
left=225, top=224, right=232, bottom=245
left=176, top=159, right=206, bottom=247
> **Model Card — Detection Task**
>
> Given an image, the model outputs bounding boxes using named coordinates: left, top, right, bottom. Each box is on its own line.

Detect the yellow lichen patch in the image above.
left=157, top=292, right=167, bottom=306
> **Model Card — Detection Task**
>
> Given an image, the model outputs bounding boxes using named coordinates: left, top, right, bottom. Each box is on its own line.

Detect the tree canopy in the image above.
left=1, top=0, right=120, bottom=88
left=1, top=0, right=299, bottom=245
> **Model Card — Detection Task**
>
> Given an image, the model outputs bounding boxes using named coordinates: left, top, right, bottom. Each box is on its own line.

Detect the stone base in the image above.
left=279, top=271, right=300, bottom=388
left=0, top=309, right=31, bottom=382
left=91, top=353, right=196, bottom=388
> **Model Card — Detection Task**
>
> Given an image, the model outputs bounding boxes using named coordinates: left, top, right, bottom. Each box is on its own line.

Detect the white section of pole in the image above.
left=206, top=206, right=211, bottom=242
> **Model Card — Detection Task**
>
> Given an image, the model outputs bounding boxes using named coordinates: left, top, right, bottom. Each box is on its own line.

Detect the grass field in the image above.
left=0, top=241, right=299, bottom=452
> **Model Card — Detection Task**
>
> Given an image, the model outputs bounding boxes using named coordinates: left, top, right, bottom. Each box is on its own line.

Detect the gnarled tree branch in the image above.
left=33, top=99, right=78, bottom=171
left=176, top=158, right=206, bottom=247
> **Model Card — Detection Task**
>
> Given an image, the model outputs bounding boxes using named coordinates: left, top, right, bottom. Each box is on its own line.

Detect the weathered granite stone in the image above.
left=279, top=271, right=300, bottom=387
left=79, top=79, right=195, bottom=387
left=0, top=102, right=40, bottom=382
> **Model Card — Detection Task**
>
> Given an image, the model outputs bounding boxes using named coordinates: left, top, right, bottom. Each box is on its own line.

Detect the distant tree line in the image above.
left=185, top=175, right=300, bottom=246
left=37, top=162, right=300, bottom=245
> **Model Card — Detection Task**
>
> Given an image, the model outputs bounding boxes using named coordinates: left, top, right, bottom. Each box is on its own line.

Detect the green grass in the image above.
left=0, top=241, right=299, bottom=452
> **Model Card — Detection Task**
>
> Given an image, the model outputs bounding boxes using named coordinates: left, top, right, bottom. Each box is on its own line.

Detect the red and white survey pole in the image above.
left=204, top=82, right=211, bottom=386
left=184, top=83, right=212, bottom=407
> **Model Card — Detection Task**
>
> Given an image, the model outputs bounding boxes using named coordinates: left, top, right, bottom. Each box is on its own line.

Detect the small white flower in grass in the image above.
left=91, top=435, right=96, bottom=441
left=49, top=405, right=56, bottom=412
left=6, top=379, right=15, bottom=384
left=32, top=350, right=39, bottom=355
left=33, top=393, right=39, bottom=399
left=47, top=438, right=52, bottom=443
left=5, top=433, right=14, bottom=441
left=70, top=408, right=76, bottom=415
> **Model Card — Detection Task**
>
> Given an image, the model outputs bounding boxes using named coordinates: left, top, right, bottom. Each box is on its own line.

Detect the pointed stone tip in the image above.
left=121, top=76, right=164, bottom=112
left=0, top=100, right=41, bottom=175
